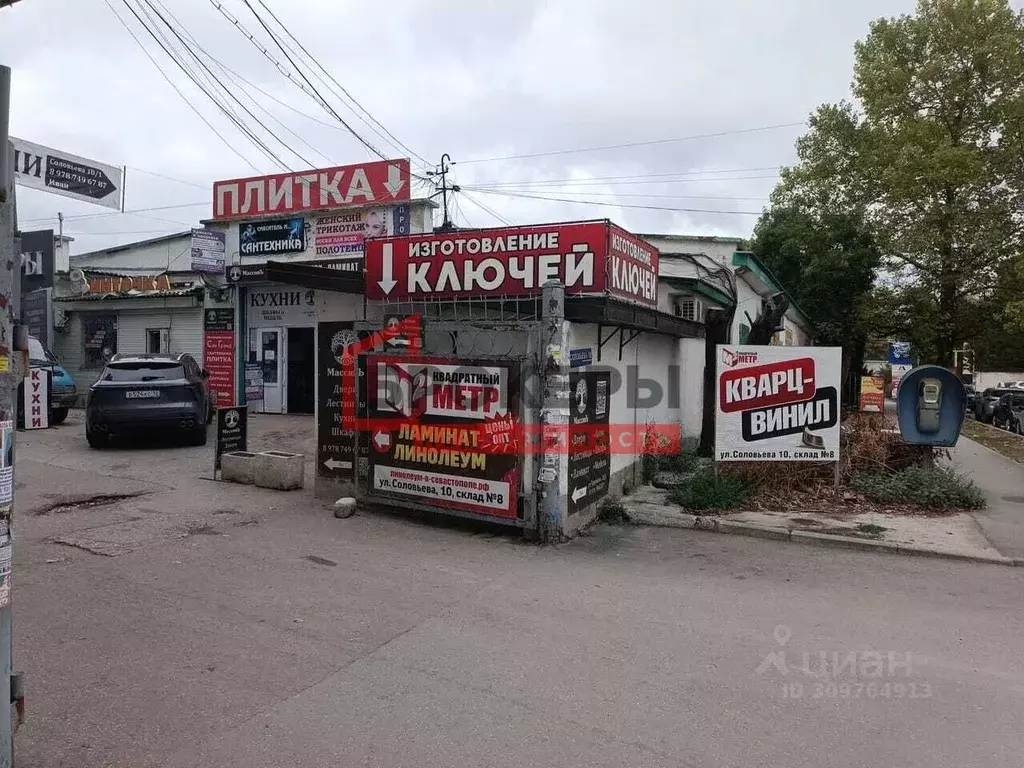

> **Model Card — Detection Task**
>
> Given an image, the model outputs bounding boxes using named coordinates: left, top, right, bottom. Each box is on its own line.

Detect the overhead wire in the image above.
left=253, top=0, right=432, bottom=169
left=103, top=0, right=260, bottom=172
left=454, top=123, right=806, bottom=165
left=459, top=190, right=513, bottom=226
left=116, top=0, right=288, bottom=172
left=465, top=187, right=763, bottom=216
left=135, top=0, right=313, bottom=169
left=148, top=0, right=335, bottom=167
left=465, top=166, right=783, bottom=188
left=235, top=0, right=388, bottom=161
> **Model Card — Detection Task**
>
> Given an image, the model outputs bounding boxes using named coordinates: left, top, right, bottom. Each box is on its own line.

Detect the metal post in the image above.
left=537, top=281, right=567, bottom=542
left=0, top=62, right=23, bottom=768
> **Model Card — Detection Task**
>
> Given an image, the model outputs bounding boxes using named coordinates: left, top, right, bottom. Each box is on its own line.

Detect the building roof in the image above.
left=70, top=231, right=191, bottom=261
left=638, top=233, right=747, bottom=245
left=54, top=287, right=202, bottom=303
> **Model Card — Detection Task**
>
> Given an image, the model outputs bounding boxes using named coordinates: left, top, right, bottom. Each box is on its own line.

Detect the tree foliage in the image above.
left=769, top=0, right=1024, bottom=367
left=752, top=208, right=881, bottom=347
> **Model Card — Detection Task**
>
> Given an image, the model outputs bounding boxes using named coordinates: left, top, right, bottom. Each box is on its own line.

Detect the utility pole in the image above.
left=437, top=153, right=456, bottom=233
left=0, top=62, right=25, bottom=767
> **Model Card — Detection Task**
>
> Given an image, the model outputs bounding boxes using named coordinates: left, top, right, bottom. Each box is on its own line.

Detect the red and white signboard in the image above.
left=607, top=225, right=659, bottom=307
left=212, top=159, right=410, bottom=220
left=716, top=345, right=841, bottom=462
left=367, top=222, right=609, bottom=301
left=24, top=368, right=49, bottom=430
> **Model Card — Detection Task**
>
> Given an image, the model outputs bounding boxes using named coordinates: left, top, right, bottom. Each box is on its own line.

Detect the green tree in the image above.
left=752, top=208, right=881, bottom=347
left=771, top=0, right=1024, bottom=367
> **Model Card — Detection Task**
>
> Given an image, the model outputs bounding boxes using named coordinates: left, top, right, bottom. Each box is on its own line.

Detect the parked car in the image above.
left=975, top=388, right=1016, bottom=424
left=27, top=335, right=76, bottom=425
left=86, top=353, right=213, bottom=449
left=965, top=385, right=978, bottom=414
left=992, top=391, right=1024, bottom=434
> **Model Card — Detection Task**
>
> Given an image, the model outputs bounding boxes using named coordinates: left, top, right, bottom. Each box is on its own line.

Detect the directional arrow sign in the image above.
left=378, top=242, right=397, bottom=295
left=571, top=487, right=587, bottom=504
left=11, top=137, right=123, bottom=211
left=323, top=458, right=353, bottom=471
left=373, top=431, right=392, bottom=452
left=384, top=163, right=406, bottom=197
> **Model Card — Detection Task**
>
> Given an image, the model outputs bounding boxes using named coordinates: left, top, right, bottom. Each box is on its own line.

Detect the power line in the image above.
left=454, top=123, right=806, bottom=165
left=459, top=190, right=512, bottom=226
left=469, top=174, right=782, bottom=190
left=464, top=187, right=770, bottom=203
left=465, top=166, right=783, bottom=188
left=104, top=0, right=260, bottom=172
left=147, top=0, right=334, bottom=167
left=253, top=0, right=431, bottom=169
left=20, top=201, right=208, bottom=224
left=116, top=0, right=288, bottom=172
left=235, top=0, right=388, bottom=161
left=128, top=166, right=208, bottom=190
left=467, top=187, right=763, bottom=216
left=136, top=0, right=313, bottom=169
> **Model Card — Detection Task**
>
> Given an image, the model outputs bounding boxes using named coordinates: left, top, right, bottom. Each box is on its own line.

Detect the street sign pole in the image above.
left=0, top=61, right=26, bottom=768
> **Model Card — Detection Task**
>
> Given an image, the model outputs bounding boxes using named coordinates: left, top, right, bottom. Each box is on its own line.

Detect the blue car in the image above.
left=28, top=335, right=77, bottom=425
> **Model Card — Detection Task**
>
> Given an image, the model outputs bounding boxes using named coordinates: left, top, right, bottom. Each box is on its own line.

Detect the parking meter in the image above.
left=917, top=378, right=942, bottom=433
left=896, top=366, right=965, bottom=446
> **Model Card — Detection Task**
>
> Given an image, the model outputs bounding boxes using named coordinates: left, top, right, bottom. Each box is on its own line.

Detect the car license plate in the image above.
left=125, top=390, right=160, bottom=399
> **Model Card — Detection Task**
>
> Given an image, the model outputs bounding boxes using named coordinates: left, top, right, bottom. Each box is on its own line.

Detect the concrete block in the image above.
left=693, top=516, right=719, bottom=531
left=334, top=497, right=357, bottom=519
left=220, top=451, right=258, bottom=485
left=254, top=451, right=305, bottom=491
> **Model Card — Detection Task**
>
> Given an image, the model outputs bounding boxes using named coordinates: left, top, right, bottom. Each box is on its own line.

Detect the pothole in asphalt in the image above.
left=1001, top=496, right=1024, bottom=504
left=182, top=522, right=219, bottom=537
left=212, top=509, right=241, bottom=516
left=34, top=492, right=149, bottom=516
left=304, top=555, right=338, bottom=567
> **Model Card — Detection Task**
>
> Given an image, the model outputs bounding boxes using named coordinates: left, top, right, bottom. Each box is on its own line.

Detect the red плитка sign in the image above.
left=212, top=159, right=410, bottom=220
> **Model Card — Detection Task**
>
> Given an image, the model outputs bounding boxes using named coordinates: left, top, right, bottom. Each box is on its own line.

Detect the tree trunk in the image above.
left=699, top=309, right=735, bottom=456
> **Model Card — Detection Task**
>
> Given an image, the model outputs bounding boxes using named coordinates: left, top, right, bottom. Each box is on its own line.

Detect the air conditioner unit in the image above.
left=673, top=296, right=703, bottom=322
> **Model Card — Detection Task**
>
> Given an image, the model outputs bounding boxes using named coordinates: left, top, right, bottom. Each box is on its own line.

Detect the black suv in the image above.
left=86, top=353, right=212, bottom=449
left=992, top=391, right=1024, bottom=434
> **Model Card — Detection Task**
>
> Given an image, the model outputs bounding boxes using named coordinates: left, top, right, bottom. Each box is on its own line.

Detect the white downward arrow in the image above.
left=384, top=164, right=406, bottom=197
left=378, top=242, right=397, bottom=295
left=572, top=486, right=587, bottom=503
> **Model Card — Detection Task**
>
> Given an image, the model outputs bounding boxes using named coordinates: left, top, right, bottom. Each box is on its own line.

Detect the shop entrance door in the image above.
left=254, top=327, right=283, bottom=413
left=286, top=327, right=315, bottom=414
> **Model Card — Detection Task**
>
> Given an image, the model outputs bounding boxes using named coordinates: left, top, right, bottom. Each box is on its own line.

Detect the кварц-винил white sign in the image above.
left=716, top=345, right=842, bottom=462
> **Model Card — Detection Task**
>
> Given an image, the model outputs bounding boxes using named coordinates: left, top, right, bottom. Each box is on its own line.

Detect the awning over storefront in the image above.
left=264, top=260, right=364, bottom=293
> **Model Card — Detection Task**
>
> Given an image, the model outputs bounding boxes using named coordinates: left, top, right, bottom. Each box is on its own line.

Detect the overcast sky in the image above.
left=1, top=0, right=928, bottom=253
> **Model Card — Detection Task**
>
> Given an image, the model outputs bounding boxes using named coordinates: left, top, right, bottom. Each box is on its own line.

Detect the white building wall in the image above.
left=566, top=324, right=681, bottom=477
left=116, top=308, right=204, bottom=359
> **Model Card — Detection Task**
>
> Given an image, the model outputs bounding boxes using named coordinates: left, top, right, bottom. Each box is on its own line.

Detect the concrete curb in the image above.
left=631, top=512, right=1017, bottom=566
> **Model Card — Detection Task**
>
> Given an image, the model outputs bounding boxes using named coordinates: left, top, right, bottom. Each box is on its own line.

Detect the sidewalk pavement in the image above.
left=951, top=435, right=1024, bottom=559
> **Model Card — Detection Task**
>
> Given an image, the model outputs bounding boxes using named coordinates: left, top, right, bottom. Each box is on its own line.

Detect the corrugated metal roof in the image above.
left=54, top=287, right=202, bottom=303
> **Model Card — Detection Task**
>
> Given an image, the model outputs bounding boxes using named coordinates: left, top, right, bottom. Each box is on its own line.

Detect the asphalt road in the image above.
left=11, top=414, right=1024, bottom=767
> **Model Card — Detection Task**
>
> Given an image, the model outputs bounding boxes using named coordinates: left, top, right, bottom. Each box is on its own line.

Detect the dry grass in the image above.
left=963, top=419, right=1024, bottom=464
left=719, top=414, right=958, bottom=517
